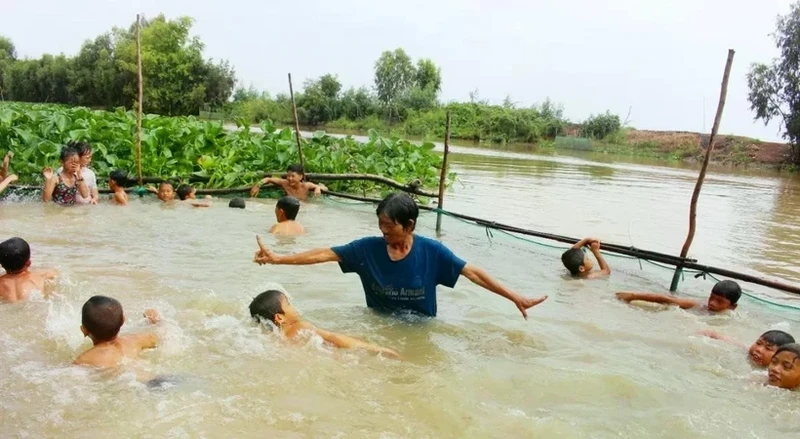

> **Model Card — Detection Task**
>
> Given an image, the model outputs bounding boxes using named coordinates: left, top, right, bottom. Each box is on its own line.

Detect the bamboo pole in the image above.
left=435, top=111, right=452, bottom=233
left=135, top=14, right=144, bottom=186
left=670, top=49, right=735, bottom=292
left=288, top=73, right=305, bottom=169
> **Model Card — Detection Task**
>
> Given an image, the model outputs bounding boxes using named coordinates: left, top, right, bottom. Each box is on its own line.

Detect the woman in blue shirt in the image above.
left=254, top=192, right=547, bottom=318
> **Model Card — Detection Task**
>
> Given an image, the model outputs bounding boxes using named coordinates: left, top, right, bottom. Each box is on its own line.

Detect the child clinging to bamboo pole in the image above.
left=561, top=237, right=611, bottom=279
left=147, top=181, right=176, bottom=202
left=249, top=164, right=327, bottom=201
left=270, top=196, right=304, bottom=236
left=176, top=184, right=211, bottom=207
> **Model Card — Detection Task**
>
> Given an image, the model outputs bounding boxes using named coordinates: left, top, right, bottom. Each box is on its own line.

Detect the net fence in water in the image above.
left=322, top=195, right=800, bottom=318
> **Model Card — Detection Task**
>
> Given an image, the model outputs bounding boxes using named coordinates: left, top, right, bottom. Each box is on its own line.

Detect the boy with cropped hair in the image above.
left=0, top=237, right=57, bottom=303
left=270, top=196, right=304, bottom=236
left=616, top=279, right=742, bottom=313
left=250, top=163, right=327, bottom=201
left=561, top=237, right=611, bottom=279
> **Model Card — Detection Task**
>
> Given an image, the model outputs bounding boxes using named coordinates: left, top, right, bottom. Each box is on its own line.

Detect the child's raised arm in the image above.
left=571, top=237, right=595, bottom=250
left=41, top=168, right=57, bottom=202
left=587, top=240, right=611, bottom=278
left=250, top=177, right=285, bottom=198
left=616, top=292, right=698, bottom=309
left=0, top=174, right=17, bottom=195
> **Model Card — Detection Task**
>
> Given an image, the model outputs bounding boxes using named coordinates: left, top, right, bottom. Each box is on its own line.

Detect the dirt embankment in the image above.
left=622, top=130, right=793, bottom=167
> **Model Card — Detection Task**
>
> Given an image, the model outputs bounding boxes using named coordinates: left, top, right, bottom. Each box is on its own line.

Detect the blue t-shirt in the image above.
left=331, top=235, right=467, bottom=317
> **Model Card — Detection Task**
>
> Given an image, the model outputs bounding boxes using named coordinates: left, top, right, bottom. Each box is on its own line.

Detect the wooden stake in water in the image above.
left=135, top=14, right=144, bottom=186
left=436, top=111, right=452, bottom=234
left=670, top=49, right=735, bottom=291
left=288, top=73, right=305, bottom=169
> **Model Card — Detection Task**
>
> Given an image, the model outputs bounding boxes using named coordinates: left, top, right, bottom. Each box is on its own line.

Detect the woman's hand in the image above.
left=42, top=167, right=54, bottom=181
left=513, top=295, right=549, bottom=319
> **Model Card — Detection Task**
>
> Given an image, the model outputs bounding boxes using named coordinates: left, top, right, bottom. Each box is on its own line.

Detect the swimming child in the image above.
left=109, top=170, right=130, bottom=206
left=561, top=237, right=611, bottom=279
left=74, top=295, right=160, bottom=368
left=767, top=343, right=800, bottom=389
left=229, top=197, right=246, bottom=209
left=42, top=146, right=89, bottom=205
left=0, top=237, right=57, bottom=303
left=270, top=196, right=305, bottom=236
left=249, top=164, right=328, bottom=201
left=147, top=182, right=175, bottom=202
left=176, top=184, right=211, bottom=207
left=615, top=279, right=741, bottom=313
left=699, top=329, right=795, bottom=368
left=249, top=290, right=400, bottom=358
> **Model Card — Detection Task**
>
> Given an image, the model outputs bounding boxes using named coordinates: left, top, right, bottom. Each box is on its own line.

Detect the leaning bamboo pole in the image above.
left=135, top=14, right=144, bottom=186
left=670, top=49, right=735, bottom=291
left=288, top=73, right=305, bottom=169
left=435, top=111, right=452, bottom=233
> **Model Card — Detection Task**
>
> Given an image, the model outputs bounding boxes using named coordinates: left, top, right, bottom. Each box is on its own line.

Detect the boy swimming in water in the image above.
left=109, top=169, right=130, bottom=206
left=561, top=237, right=611, bottom=279
left=176, top=184, right=210, bottom=207
left=270, top=196, right=304, bottom=236
left=147, top=182, right=175, bottom=202
left=700, top=329, right=795, bottom=368
left=249, top=164, right=327, bottom=201
left=0, top=237, right=57, bottom=303
left=74, top=295, right=161, bottom=368
left=249, top=290, right=400, bottom=358
left=615, top=279, right=741, bottom=313
left=767, top=343, right=800, bottom=389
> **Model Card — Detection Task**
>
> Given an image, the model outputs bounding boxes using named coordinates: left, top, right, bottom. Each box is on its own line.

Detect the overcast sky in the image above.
left=1, top=0, right=795, bottom=141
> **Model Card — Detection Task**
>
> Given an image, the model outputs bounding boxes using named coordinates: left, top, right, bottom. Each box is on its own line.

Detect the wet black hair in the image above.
left=249, top=290, right=286, bottom=324
left=287, top=164, right=304, bottom=175
left=81, top=295, right=124, bottom=342
left=376, top=192, right=418, bottom=230
left=159, top=181, right=174, bottom=190
left=761, top=330, right=796, bottom=348
left=276, top=196, right=300, bottom=220
left=109, top=169, right=131, bottom=187
left=561, top=248, right=585, bottom=276
left=60, top=146, right=79, bottom=163
left=710, top=280, right=742, bottom=305
left=176, top=184, right=194, bottom=200
left=68, top=141, right=92, bottom=157
left=0, top=237, right=30, bottom=273
left=229, top=198, right=246, bottom=209
left=775, top=343, right=800, bottom=361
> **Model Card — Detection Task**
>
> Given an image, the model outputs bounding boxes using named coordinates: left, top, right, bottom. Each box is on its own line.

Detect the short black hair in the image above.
left=229, top=198, right=246, bottom=209
left=775, top=343, right=800, bottom=360
left=761, top=330, right=795, bottom=347
left=249, top=290, right=286, bottom=324
left=159, top=181, right=174, bottom=190
left=60, top=146, right=79, bottom=162
left=109, top=169, right=131, bottom=187
left=176, top=184, right=194, bottom=200
left=68, top=141, right=92, bottom=157
left=277, top=196, right=300, bottom=220
left=376, top=192, right=418, bottom=230
left=561, top=248, right=585, bottom=276
left=287, top=164, right=304, bottom=175
left=710, top=280, right=742, bottom=305
left=0, top=237, right=30, bottom=273
left=81, top=295, right=124, bottom=342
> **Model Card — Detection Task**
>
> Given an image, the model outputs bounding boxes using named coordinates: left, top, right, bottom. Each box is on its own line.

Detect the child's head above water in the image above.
left=0, top=237, right=31, bottom=274
left=108, top=170, right=130, bottom=190
left=561, top=248, right=592, bottom=276
left=275, top=196, right=300, bottom=222
left=768, top=343, right=800, bottom=389
left=706, top=280, right=741, bottom=312
left=249, top=290, right=299, bottom=327
left=69, top=141, right=93, bottom=168
left=286, top=164, right=305, bottom=186
left=158, top=182, right=175, bottom=201
left=176, top=184, right=196, bottom=201
left=229, top=197, right=246, bottom=209
left=750, top=330, right=795, bottom=367
left=81, top=295, right=124, bottom=343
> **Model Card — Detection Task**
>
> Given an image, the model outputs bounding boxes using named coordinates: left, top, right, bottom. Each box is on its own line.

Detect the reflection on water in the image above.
left=3, top=145, right=800, bottom=437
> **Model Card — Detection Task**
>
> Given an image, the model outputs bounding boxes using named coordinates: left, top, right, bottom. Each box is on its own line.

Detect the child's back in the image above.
left=270, top=220, right=305, bottom=236
left=271, top=196, right=304, bottom=236
left=0, top=237, right=57, bottom=303
left=74, top=296, right=160, bottom=368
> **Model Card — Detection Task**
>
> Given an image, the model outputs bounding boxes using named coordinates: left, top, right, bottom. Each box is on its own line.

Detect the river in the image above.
left=1, top=141, right=799, bottom=437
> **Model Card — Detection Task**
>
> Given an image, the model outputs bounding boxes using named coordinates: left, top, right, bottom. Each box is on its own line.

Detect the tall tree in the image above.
left=373, top=48, right=415, bottom=120
left=69, top=34, right=125, bottom=108
left=414, top=58, right=441, bottom=93
left=748, top=2, right=800, bottom=164
left=0, top=36, right=16, bottom=99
